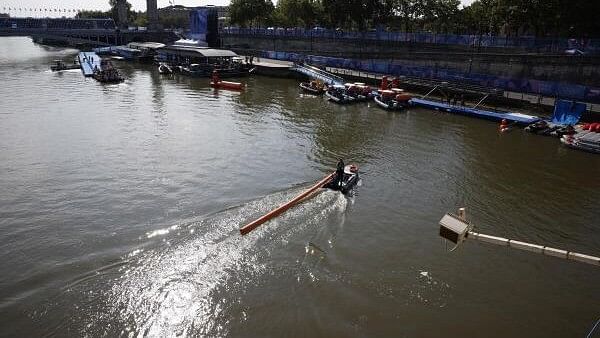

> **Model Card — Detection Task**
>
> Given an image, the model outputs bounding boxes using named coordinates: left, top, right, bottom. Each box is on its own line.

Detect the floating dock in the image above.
left=250, top=59, right=295, bottom=78
left=78, top=52, right=102, bottom=77
left=410, top=98, right=540, bottom=125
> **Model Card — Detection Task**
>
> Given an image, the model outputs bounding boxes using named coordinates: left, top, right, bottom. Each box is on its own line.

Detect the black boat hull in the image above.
left=324, top=165, right=359, bottom=194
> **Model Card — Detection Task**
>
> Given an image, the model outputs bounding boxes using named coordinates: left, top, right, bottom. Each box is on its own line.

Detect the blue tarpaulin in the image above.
left=552, top=99, right=586, bottom=125
left=190, top=9, right=208, bottom=35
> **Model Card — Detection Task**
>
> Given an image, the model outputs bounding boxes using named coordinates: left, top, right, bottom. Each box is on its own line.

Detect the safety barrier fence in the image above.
left=0, top=18, right=116, bottom=30
left=261, top=50, right=600, bottom=103
left=223, top=27, right=600, bottom=54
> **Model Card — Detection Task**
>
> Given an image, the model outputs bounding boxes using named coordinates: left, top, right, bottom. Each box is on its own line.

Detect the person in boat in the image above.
left=335, top=158, right=345, bottom=187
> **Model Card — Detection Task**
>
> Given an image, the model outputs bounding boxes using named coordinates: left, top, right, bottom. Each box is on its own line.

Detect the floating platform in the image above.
left=78, top=52, right=102, bottom=77
left=252, top=60, right=294, bottom=78
left=561, top=125, right=600, bottom=154
left=410, top=98, right=540, bottom=125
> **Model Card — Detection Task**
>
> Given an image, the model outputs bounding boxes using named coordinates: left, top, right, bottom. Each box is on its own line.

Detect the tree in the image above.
left=108, top=0, right=133, bottom=23
left=229, top=0, right=274, bottom=27
left=76, top=10, right=111, bottom=19
left=274, top=0, right=322, bottom=28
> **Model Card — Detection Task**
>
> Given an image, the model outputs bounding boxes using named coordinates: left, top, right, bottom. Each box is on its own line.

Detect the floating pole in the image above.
left=240, top=173, right=335, bottom=236
left=472, top=93, right=490, bottom=109
left=439, top=209, right=600, bottom=266
left=420, top=81, right=448, bottom=99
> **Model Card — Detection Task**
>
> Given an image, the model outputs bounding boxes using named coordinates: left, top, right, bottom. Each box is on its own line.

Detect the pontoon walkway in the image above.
left=78, top=52, right=102, bottom=77
left=410, top=98, right=540, bottom=125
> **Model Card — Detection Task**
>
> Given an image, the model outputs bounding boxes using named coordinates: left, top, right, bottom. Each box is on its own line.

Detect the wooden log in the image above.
left=240, top=172, right=335, bottom=236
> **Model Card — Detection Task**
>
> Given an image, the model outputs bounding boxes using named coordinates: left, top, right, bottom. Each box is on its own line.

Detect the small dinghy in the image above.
left=211, top=80, right=245, bottom=90
left=323, top=164, right=360, bottom=195
left=374, top=90, right=411, bottom=110
left=50, top=59, right=79, bottom=71
left=239, top=161, right=359, bottom=235
left=210, top=70, right=245, bottom=90
left=326, top=85, right=354, bottom=104
left=344, top=83, right=367, bottom=102
left=299, top=80, right=326, bottom=95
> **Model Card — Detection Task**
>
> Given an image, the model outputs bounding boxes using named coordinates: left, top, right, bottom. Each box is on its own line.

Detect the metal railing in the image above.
left=222, top=27, right=600, bottom=54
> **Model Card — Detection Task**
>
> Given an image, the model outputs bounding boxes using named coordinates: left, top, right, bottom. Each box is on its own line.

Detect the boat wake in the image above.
left=68, top=187, right=349, bottom=336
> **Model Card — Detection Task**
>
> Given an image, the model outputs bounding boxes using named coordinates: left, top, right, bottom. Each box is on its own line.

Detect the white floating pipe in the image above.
left=439, top=210, right=600, bottom=267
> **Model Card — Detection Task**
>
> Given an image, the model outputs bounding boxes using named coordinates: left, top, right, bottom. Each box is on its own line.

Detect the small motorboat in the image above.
left=561, top=132, right=600, bottom=154
left=92, top=60, right=124, bottom=83
left=93, top=68, right=124, bottom=83
left=345, top=83, right=368, bottom=102
left=210, top=69, right=245, bottom=90
left=50, top=59, right=79, bottom=71
left=299, top=80, right=326, bottom=95
left=210, top=80, right=245, bottom=90
left=239, top=162, right=359, bottom=235
left=326, top=85, right=354, bottom=104
left=324, top=164, right=360, bottom=195
left=158, top=63, right=173, bottom=74
left=525, top=120, right=558, bottom=136
left=374, top=90, right=411, bottom=110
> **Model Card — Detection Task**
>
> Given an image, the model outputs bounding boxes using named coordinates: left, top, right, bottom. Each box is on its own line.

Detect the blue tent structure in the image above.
left=552, top=99, right=586, bottom=125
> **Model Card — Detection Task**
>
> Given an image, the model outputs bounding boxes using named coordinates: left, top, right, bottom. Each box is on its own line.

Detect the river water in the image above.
left=0, top=37, right=599, bottom=337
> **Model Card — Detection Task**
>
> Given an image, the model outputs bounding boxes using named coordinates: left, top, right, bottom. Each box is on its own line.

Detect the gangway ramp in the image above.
left=78, top=52, right=102, bottom=77
left=292, top=63, right=345, bottom=86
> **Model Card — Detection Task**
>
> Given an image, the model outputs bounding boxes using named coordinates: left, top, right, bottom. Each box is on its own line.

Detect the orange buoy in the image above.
left=499, top=119, right=510, bottom=132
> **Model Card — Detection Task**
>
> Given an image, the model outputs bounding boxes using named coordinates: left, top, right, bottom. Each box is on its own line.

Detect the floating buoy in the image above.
left=499, top=119, right=510, bottom=132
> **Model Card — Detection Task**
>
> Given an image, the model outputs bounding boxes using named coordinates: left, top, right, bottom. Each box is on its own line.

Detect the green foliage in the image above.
left=131, top=12, right=148, bottom=27
left=226, top=0, right=600, bottom=37
left=229, top=0, right=274, bottom=27
left=273, top=0, right=323, bottom=28
left=75, top=10, right=112, bottom=19
left=108, top=0, right=133, bottom=23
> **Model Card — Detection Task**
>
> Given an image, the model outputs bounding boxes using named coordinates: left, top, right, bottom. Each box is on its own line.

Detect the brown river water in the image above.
left=0, top=37, right=599, bottom=337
